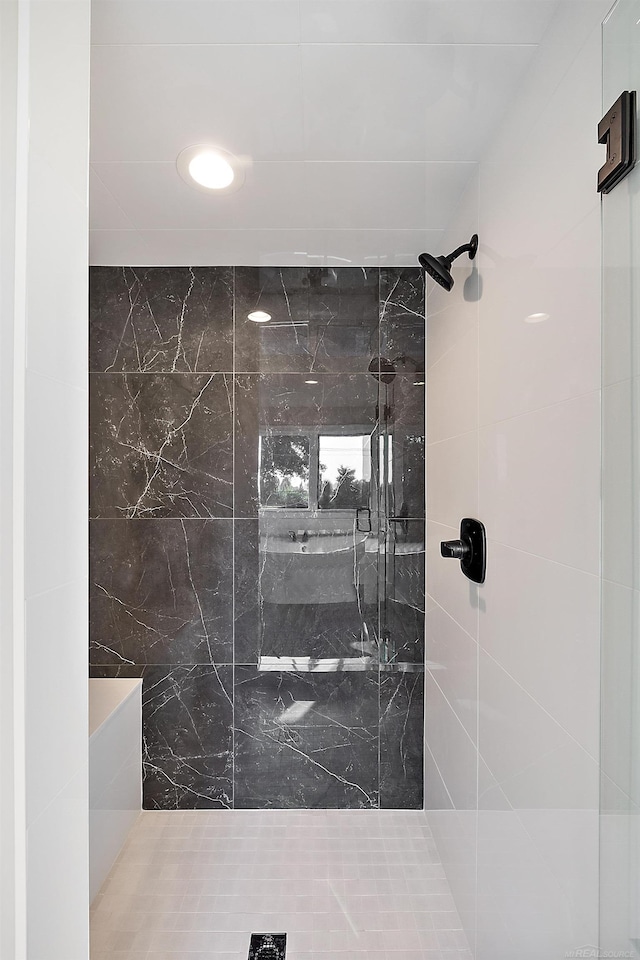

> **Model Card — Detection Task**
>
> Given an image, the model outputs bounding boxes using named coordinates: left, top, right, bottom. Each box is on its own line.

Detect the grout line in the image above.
left=90, top=41, right=541, bottom=49
left=424, top=742, right=455, bottom=810
left=232, top=266, right=236, bottom=810
left=474, top=209, right=480, bottom=958
left=91, top=159, right=480, bottom=166
left=426, top=670, right=477, bottom=751
left=90, top=164, right=138, bottom=231
left=89, top=225, right=452, bottom=231
left=426, top=594, right=478, bottom=646
left=477, top=645, right=600, bottom=765
left=427, top=518, right=599, bottom=578
left=476, top=384, right=602, bottom=431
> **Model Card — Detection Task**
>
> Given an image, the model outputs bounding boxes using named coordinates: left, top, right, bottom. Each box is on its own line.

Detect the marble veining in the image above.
left=90, top=519, right=233, bottom=665
left=235, top=266, right=379, bottom=374
left=89, top=266, right=233, bottom=373
left=89, top=266, right=425, bottom=811
left=380, top=267, right=425, bottom=372
left=142, top=665, right=233, bottom=809
left=90, top=372, right=233, bottom=519
left=234, top=669, right=379, bottom=809
left=379, top=669, right=425, bottom=809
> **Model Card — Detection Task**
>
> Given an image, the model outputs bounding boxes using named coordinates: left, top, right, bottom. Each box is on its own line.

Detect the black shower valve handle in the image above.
left=440, top=539, right=471, bottom=561
left=440, top=518, right=486, bottom=584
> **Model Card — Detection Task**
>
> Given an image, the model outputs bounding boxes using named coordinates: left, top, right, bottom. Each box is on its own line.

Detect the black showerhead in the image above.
left=418, top=253, right=454, bottom=291
left=418, top=233, right=478, bottom=292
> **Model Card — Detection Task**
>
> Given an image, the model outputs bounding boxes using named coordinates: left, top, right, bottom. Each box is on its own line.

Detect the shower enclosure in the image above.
left=599, top=0, right=640, bottom=952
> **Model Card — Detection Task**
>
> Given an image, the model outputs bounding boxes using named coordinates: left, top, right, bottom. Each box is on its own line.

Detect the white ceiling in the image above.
left=89, top=0, right=559, bottom=266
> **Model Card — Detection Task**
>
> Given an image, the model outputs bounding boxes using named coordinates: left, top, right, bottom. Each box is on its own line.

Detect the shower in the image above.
left=418, top=232, right=479, bottom=291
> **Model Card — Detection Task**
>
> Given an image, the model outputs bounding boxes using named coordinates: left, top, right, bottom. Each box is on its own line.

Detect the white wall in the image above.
left=599, top=0, right=640, bottom=951
left=1, top=4, right=21, bottom=956
left=1, top=1, right=91, bottom=957
left=425, top=2, right=608, bottom=956
left=87, top=0, right=556, bottom=267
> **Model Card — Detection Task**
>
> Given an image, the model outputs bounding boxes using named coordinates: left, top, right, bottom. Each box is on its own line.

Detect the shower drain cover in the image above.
left=248, top=933, right=286, bottom=960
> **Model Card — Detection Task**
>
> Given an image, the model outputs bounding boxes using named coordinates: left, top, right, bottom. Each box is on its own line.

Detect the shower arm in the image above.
left=446, top=237, right=478, bottom=265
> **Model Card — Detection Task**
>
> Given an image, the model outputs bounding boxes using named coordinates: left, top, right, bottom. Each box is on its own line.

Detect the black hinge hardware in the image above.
left=598, top=91, right=636, bottom=194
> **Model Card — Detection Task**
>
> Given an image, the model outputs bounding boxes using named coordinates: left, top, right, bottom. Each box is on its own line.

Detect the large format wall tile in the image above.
left=379, top=668, right=424, bottom=808
left=380, top=267, right=425, bottom=371
left=479, top=540, right=599, bottom=756
left=234, top=668, right=379, bottom=808
left=478, top=392, right=600, bottom=575
left=90, top=372, right=233, bottom=518
left=426, top=672, right=477, bottom=811
left=89, top=266, right=233, bottom=372
left=89, top=265, right=425, bottom=810
left=235, top=266, right=379, bottom=374
left=426, top=598, right=477, bottom=740
left=478, top=651, right=598, bottom=810
left=90, top=519, right=233, bottom=666
left=143, top=665, right=233, bottom=809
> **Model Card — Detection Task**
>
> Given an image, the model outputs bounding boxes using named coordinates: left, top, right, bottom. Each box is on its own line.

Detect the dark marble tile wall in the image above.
left=90, top=265, right=425, bottom=810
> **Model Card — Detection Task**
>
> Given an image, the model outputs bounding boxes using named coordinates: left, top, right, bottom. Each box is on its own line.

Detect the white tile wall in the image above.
left=91, top=1, right=558, bottom=47
left=425, top=2, right=608, bottom=957
left=88, top=227, right=445, bottom=269
left=91, top=160, right=475, bottom=232
left=20, top=1, right=91, bottom=956
left=478, top=393, right=600, bottom=575
left=599, top=2, right=640, bottom=950
left=426, top=600, right=478, bottom=740
left=478, top=541, right=600, bottom=755
left=88, top=2, right=556, bottom=265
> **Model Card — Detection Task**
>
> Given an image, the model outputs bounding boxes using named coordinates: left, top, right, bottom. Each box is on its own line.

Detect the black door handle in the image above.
left=440, top=518, right=486, bottom=584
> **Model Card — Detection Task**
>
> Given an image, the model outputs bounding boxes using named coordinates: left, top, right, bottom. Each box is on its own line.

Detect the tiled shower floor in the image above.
left=91, top=810, right=471, bottom=960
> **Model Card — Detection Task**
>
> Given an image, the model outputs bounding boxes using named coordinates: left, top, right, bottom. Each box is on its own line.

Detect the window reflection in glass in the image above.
left=259, top=434, right=310, bottom=508
left=318, top=435, right=371, bottom=510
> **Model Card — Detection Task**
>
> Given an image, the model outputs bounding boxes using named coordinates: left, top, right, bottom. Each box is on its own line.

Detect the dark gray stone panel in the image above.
left=235, top=266, right=379, bottom=374
left=234, top=668, right=379, bottom=809
left=143, top=665, right=233, bottom=809
left=379, top=267, right=425, bottom=373
left=89, top=266, right=233, bottom=373
left=90, top=519, right=233, bottom=666
left=90, top=373, right=233, bottom=519
left=379, top=669, right=424, bottom=809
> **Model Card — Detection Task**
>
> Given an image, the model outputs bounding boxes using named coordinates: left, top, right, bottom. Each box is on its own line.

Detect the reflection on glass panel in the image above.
left=379, top=435, right=393, bottom=483
left=259, top=434, right=310, bottom=508
left=318, top=434, right=371, bottom=510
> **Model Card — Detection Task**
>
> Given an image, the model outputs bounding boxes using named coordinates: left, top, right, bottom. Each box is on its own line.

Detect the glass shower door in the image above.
left=231, top=265, right=425, bottom=809
left=254, top=383, right=383, bottom=673
left=600, top=1, right=640, bottom=952
left=378, top=369, right=426, bottom=670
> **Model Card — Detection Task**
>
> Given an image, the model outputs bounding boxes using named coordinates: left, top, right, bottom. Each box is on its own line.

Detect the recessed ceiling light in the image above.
left=525, top=312, right=550, bottom=323
left=248, top=310, right=271, bottom=323
left=176, top=144, right=246, bottom=195
left=189, top=151, right=234, bottom=189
